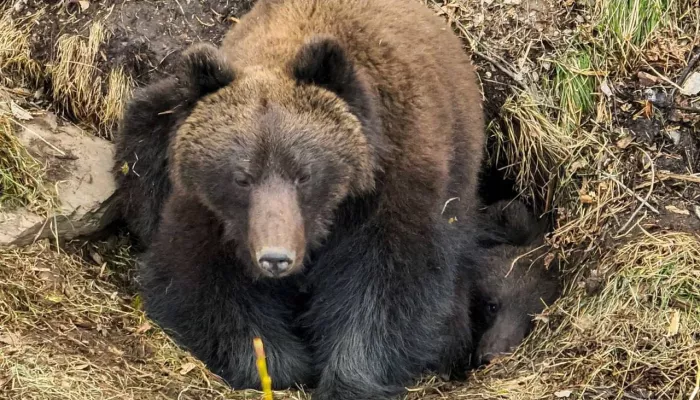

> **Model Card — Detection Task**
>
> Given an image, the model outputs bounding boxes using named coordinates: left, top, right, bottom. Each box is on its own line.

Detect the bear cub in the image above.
left=471, top=200, right=562, bottom=367
left=113, top=0, right=485, bottom=399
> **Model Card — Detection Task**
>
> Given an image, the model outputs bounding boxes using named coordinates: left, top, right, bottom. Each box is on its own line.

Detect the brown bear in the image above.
left=470, top=200, right=562, bottom=367
left=113, top=0, right=485, bottom=398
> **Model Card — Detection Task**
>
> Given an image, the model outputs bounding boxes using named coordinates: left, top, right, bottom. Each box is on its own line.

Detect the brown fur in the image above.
left=177, top=0, right=485, bottom=224
left=127, top=0, right=486, bottom=397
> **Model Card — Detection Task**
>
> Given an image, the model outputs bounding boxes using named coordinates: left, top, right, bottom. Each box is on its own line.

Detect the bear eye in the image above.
left=296, top=172, right=311, bottom=185
left=234, top=174, right=252, bottom=188
left=487, top=302, right=499, bottom=313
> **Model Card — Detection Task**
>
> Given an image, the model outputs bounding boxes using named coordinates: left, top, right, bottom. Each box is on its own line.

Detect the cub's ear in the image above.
left=291, top=35, right=357, bottom=99
left=175, top=42, right=235, bottom=97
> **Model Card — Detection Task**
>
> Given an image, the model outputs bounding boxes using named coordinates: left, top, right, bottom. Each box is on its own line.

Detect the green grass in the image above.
left=595, top=0, right=673, bottom=70
left=554, top=50, right=597, bottom=130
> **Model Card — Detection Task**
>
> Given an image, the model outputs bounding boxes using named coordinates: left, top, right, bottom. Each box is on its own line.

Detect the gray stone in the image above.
left=0, top=111, right=117, bottom=247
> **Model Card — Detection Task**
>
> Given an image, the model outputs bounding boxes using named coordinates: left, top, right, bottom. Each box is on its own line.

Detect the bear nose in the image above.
left=258, top=249, right=294, bottom=276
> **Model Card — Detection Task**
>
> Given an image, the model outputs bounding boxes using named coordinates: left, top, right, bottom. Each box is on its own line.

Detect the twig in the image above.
left=7, top=117, right=67, bottom=157
left=689, top=358, right=699, bottom=400
left=657, top=172, right=700, bottom=184
left=618, top=150, right=655, bottom=234
left=471, top=48, right=528, bottom=90
left=602, top=172, right=660, bottom=214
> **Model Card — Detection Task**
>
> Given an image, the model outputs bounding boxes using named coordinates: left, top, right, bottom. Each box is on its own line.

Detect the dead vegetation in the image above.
left=0, top=110, right=55, bottom=214
left=1, top=0, right=699, bottom=399
left=49, top=21, right=133, bottom=137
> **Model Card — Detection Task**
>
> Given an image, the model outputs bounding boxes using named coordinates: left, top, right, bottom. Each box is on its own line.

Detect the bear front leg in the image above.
left=305, top=224, right=457, bottom=399
left=139, top=197, right=313, bottom=390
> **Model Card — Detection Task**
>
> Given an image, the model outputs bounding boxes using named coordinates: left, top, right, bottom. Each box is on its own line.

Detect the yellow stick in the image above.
left=253, top=337, right=273, bottom=400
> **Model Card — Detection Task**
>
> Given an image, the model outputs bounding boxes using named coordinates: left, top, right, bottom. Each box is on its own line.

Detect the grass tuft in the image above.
left=595, top=0, right=673, bottom=70
left=554, top=50, right=598, bottom=130
left=48, top=22, right=134, bottom=137
left=100, top=67, right=134, bottom=138
left=0, top=114, right=54, bottom=214
left=50, top=22, right=108, bottom=128
left=0, top=10, right=43, bottom=87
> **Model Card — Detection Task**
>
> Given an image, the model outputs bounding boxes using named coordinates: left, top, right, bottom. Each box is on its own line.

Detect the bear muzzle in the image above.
left=248, top=180, right=306, bottom=278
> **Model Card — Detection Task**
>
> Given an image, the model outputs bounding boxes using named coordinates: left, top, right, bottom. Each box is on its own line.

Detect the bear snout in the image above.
left=248, top=179, right=306, bottom=278
left=257, top=247, right=296, bottom=277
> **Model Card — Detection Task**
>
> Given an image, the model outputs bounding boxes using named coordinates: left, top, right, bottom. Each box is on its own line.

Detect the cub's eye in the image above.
left=487, top=302, right=499, bottom=313
left=296, top=172, right=311, bottom=185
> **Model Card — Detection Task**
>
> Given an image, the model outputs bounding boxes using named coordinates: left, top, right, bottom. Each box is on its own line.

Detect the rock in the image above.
left=680, top=71, right=700, bottom=96
left=0, top=112, right=118, bottom=247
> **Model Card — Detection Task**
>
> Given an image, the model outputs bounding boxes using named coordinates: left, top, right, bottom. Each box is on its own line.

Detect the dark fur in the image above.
left=469, top=201, right=562, bottom=367
left=112, top=44, right=234, bottom=247
left=114, top=0, right=485, bottom=398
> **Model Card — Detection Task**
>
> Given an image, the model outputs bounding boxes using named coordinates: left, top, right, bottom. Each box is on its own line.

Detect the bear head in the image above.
left=168, top=37, right=381, bottom=279
left=472, top=244, right=561, bottom=366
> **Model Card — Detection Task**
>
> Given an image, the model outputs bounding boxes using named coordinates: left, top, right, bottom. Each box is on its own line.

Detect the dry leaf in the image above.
left=534, top=314, right=550, bottom=323
left=10, top=101, right=32, bottom=121
left=135, top=322, right=152, bottom=335
left=579, top=194, right=595, bottom=204
left=667, top=309, right=680, bottom=336
left=45, top=293, right=64, bottom=303
left=574, top=315, right=594, bottom=332
left=637, top=71, right=659, bottom=86
left=600, top=80, right=613, bottom=97
left=569, top=159, right=588, bottom=173
left=543, top=253, right=555, bottom=268
left=616, top=136, right=633, bottom=149
left=694, top=205, right=700, bottom=221
left=665, top=205, right=690, bottom=215
left=107, top=346, right=125, bottom=356
left=554, top=389, right=573, bottom=398
left=179, top=362, right=197, bottom=375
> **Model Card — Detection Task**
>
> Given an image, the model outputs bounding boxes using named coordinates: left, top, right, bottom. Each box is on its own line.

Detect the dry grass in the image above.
left=49, top=22, right=133, bottom=138
left=0, top=113, right=54, bottom=214
left=0, top=4, right=134, bottom=138
left=0, top=10, right=43, bottom=87
left=0, top=241, right=314, bottom=399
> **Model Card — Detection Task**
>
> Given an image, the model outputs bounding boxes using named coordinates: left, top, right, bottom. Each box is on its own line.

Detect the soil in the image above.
left=21, top=0, right=256, bottom=85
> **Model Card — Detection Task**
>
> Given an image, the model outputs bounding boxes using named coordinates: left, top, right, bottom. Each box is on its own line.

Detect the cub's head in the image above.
left=472, top=244, right=561, bottom=366
left=168, top=38, right=379, bottom=278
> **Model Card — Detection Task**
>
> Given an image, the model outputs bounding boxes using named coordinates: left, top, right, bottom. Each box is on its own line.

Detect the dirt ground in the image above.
left=1, top=0, right=699, bottom=399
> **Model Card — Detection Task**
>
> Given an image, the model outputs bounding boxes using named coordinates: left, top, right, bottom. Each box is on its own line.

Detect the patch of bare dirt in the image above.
left=20, top=0, right=256, bottom=85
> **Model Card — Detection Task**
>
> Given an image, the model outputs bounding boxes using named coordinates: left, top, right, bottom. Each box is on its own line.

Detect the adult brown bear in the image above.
left=114, top=0, right=484, bottom=398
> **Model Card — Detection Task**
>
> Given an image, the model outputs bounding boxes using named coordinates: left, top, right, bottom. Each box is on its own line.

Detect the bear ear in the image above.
left=291, top=36, right=357, bottom=98
left=175, top=43, right=235, bottom=97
